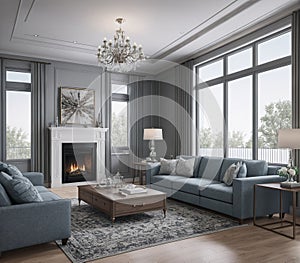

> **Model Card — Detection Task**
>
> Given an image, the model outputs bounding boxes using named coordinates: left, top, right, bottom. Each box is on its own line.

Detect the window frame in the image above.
left=256, top=29, right=292, bottom=66
left=227, top=46, right=253, bottom=75
left=3, top=67, right=32, bottom=162
left=195, top=24, right=292, bottom=164
left=111, top=83, right=129, bottom=154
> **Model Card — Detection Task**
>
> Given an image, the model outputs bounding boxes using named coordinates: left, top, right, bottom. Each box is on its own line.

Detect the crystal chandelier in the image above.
left=97, top=18, right=146, bottom=71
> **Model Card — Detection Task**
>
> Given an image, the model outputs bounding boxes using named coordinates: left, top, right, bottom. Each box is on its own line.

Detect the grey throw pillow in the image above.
left=175, top=158, right=195, bottom=177
left=0, top=172, right=42, bottom=204
left=0, top=183, right=12, bottom=206
left=0, top=162, right=23, bottom=177
left=159, top=158, right=178, bottom=175
left=223, top=162, right=242, bottom=186
left=238, top=163, right=247, bottom=178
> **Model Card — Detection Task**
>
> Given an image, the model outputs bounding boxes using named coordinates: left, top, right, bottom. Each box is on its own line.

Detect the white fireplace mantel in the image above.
left=49, top=127, right=108, bottom=187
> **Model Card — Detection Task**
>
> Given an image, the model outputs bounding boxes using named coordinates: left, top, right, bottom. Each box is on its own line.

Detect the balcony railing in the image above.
left=199, top=148, right=289, bottom=164
left=6, top=146, right=31, bottom=160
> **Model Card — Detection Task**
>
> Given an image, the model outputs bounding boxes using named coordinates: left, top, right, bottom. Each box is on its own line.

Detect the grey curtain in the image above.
left=100, top=70, right=112, bottom=175
left=31, top=62, right=46, bottom=176
left=128, top=75, right=144, bottom=163
left=292, top=10, right=300, bottom=171
left=152, top=62, right=195, bottom=157
left=175, top=61, right=195, bottom=156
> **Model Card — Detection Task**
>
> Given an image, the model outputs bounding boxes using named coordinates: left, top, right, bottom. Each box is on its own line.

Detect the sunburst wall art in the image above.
left=59, top=87, right=95, bottom=126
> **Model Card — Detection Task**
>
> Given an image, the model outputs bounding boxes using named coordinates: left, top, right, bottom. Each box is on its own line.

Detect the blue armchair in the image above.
left=0, top=172, right=71, bottom=255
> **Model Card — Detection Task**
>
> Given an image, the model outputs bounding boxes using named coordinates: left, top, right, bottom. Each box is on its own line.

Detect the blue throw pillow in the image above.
left=0, top=162, right=23, bottom=177
left=0, top=183, right=12, bottom=206
left=0, top=172, right=42, bottom=204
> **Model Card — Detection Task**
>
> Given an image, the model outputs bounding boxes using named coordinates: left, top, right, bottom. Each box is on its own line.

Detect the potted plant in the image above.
left=278, top=166, right=299, bottom=182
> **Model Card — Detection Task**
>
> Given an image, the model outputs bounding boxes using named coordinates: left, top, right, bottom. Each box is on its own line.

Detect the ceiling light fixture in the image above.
left=97, top=18, right=146, bottom=72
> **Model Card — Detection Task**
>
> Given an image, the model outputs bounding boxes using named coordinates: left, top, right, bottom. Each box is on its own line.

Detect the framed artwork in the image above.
left=59, top=87, right=95, bottom=126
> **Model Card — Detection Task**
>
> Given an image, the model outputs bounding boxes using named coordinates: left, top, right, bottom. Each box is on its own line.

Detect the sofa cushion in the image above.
left=151, top=175, right=184, bottom=189
left=176, top=158, right=195, bottom=177
left=222, top=163, right=241, bottom=186
left=198, top=156, right=223, bottom=181
left=40, top=192, right=61, bottom=201
left=176, top=155, right=202, bottom=178
left=173, top=178, right=219, bottom=195
left=159, top=158, right=178, bottom=175
left=0, top=172, right=43, bottom=204
left=219, top=158, right=242, bottom=181
left=0, top=162, right=23, bottom=177
left=238, top=163, right=247, bottom=178
left=268, top=165, right=281, bottom=175
left=0, top=183, right=12, bottom=206
left=244, top=160, right=268, bottom=177
left=200, top=183, right=233, bottom=204
left=35, top=186, right=49, bottom=193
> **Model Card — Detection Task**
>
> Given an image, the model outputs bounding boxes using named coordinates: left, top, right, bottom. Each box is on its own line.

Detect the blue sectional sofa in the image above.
left=146, top=156, right=291, bottom=222
left=0, top=172, right=71, bottom=255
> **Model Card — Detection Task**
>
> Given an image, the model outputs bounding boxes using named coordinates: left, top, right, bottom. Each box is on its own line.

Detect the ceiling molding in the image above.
left=152, top=0, right=261, bottom=60
left=10, top=0, right=22, bottom=41
left=181, top=1, right=300, bottom=65
left=150, top=0, right=239, bottom=58
left=24, top=0, right=36, bottom=22
left=12, top=35, right=96, bottom=53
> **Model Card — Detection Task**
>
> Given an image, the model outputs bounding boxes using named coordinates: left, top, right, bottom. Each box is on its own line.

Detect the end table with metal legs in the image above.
left=253, top=183, right=300, bottom=239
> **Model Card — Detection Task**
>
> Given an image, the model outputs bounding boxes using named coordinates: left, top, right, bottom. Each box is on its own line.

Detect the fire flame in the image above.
left=69, top=163, right=86, bottom=173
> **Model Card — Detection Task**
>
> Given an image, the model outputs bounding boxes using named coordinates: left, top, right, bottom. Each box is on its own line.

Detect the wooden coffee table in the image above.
left=78, top=185, right=167, bottom=222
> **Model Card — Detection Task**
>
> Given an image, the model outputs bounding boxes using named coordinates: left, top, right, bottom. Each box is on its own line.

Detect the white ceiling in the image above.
left=0, top=0, right=299, bottom=73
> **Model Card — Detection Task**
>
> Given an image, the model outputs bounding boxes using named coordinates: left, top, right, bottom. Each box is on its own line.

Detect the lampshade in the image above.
left=143, top=128, right=163, bottom=140
left=278, top=129, right=300, bottom=149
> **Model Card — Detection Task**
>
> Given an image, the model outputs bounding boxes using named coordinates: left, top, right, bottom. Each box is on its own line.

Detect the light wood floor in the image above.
left=1, top=186, right=300, bottom=263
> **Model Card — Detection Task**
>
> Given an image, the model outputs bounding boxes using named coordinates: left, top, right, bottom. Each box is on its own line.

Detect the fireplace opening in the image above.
left=62, top=143, right=96, bottom=184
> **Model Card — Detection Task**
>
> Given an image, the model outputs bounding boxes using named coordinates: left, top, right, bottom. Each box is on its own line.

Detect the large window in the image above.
left=111, top=84, right=129, bottom=152
left=5, top=70, right=32, bottom=160
left=196, top=24, right=291, bottom=164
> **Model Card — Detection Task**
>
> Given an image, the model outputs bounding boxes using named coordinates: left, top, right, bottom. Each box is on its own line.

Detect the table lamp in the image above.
left=278, top=129, right=300, bottom=167
left=143, top=128, right=163, bottom=162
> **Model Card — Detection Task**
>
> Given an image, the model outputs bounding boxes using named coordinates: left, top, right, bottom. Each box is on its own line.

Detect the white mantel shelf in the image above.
left=49, top=127, right=108, bottom=188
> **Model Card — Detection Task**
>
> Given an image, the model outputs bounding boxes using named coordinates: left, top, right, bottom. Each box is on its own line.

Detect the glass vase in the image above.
left=287, top=174, right=294, bottom=182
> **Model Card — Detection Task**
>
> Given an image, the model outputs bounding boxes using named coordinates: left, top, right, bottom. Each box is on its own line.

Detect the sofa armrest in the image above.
left=22, top=172, right=44, bottom=186
left=0, top=199, right=71, bottom=253
left=232, top=175, right=290, bottom=220
left=146, top=163, right=161, bottom=185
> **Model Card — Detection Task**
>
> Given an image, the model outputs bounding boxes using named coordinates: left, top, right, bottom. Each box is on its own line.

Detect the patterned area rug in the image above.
left=57, top=199, right=239, bottom=263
